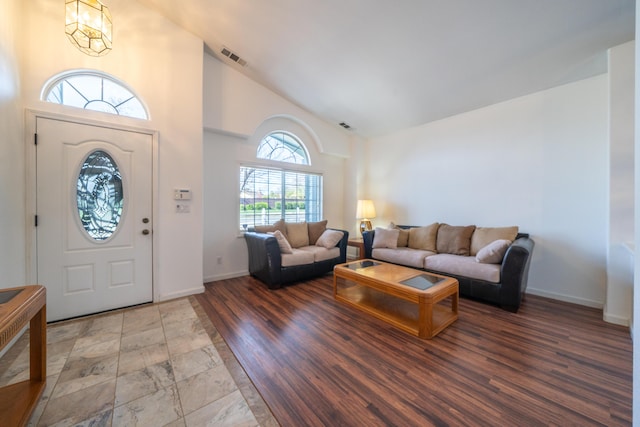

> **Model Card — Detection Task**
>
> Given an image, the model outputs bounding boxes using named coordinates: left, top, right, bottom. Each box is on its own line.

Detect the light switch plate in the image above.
left=174, top=189, right=192, bottom=200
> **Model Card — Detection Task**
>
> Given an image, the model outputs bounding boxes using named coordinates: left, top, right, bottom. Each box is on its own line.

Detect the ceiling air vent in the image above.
left=339, top=122, right=353, bottom=130
left=221, top=47, right=247, bottom=67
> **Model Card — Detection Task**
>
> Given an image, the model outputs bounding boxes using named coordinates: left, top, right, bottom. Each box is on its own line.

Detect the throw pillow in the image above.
left=270, top=230, right=293, bottom=254
left=308, top=220, right=328, bottom=245
left=372, top=227, right=399, bottom=249
left=286, top=221, right=310, bottom=248
left=316, top=229, right=344, bottom=249
left=272, top=218, right=288, bottom=237
left=436, top=224, right=476, bottom=256
left=408, top=223, right=439, bottom=251
left=476, top=239, right=511, bottom=264
left=253, top=218, right=287, bottom=238
left=470, top=226, right=519, bottom=256
left=389, top=222, right=410, bottom=247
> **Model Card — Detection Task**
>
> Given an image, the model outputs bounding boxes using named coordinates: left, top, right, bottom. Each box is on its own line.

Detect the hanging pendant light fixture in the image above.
left=65, top=0, right=112, bottom=57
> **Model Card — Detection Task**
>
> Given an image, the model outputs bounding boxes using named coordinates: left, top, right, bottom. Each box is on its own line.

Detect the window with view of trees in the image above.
left=240, top=132, right=322, bottom=231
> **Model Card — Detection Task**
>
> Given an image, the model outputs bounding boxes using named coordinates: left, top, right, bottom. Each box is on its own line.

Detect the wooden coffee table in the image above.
left=333, top=260, right=458, bottom=339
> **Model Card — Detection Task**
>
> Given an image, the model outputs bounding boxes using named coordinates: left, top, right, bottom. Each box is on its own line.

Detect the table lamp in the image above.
left=356, top=199, right=376, bottom=235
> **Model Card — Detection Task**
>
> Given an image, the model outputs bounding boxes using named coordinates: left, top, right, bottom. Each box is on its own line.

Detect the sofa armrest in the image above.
left=329, top=228, right=350, bottom=262
left=499, top=236, right=535, bottom=311
left=362, top=230, right=375, bottom=259
left=243, top=232, right=283, bottom=288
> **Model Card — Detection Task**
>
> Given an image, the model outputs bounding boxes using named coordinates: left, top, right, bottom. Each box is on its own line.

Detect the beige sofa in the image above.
left=244, top=219, right=349, bottom=289
left=362, top=223, right=534, bottom=312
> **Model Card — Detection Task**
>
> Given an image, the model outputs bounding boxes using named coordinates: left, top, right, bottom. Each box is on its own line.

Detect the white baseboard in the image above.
left=526, top=287, right=603, bottom=309
left=157, top=285, right=205, bottom=302
left=203, top=270, right=249, bottom=283
left=603, top=312, right=630, bottom=327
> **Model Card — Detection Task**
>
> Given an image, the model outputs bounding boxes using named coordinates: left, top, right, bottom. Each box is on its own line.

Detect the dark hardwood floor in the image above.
left=196, top=274, right=632, bottom=426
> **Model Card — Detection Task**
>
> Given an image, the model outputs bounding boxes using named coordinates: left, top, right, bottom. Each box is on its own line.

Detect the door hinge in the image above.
left=35, top=215, right=38, bottom=227
left=34, top=133, right=37, bottom=145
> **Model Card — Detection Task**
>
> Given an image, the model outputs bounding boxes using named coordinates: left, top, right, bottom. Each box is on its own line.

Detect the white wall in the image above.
left=203, top=54, right=352, bottom=158
left=606, top=41, right=635, bottom=325
left=202, top=126, right=348, bottom=282
left=609, top=42, right=636, bottom=245
left=19, top=0, right=204, bottom=300
left=0, top=0, right=24, bottom=289
left=633, top=2, right=640, bottom=423
left=202, top=54, right=352, bottom=282
left=366, top=75, right=609, bottom=307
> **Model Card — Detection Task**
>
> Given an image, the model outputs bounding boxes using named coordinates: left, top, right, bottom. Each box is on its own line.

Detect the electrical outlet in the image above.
left=217, top=256, right=222, bottom=265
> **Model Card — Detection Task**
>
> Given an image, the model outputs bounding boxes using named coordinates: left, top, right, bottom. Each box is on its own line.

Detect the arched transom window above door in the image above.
left=42, top=70, right=149, bottom=120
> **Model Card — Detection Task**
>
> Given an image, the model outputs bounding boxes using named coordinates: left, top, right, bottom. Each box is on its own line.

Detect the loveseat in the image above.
left=244, top=219, right=349, bottom=289
left=362, top=223, right=534, bottom=312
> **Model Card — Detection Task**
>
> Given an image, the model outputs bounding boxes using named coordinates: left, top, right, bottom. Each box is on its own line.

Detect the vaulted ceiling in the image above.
left=137, top=0, right=635, bottom=137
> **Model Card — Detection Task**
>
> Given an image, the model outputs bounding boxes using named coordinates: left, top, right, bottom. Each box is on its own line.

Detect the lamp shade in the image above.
left=356, top=199, right=376, bottom=219
left=65, top=0, right=113, bottom=57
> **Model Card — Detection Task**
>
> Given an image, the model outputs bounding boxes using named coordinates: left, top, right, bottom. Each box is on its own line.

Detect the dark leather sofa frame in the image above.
left=362, top=227, right=534, bottom=312
left=244, top=229, right=349, bottom=289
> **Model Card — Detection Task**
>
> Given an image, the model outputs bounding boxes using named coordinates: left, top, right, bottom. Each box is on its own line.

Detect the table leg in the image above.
left=419, top=302, right=433, bottom=339
left=29, top=305, right=46, bottom=382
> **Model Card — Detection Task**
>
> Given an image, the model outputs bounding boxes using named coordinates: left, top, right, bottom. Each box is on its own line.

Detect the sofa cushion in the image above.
left=269, top=230, right=293, bottom=254
left=470, top=226, right=519, bottom=256
left=281, top=249, right=315, bottom=267
left=373, top=247, right=436, bottom=269
left=254, top=219, right=287, bottom=237
left=253, top=224, right=273, bottom=233
left=373, top=227, right=399, bottom=249
left=298, top=245, right=340, bottom=262
left=476, top=239, right=511, bottom=264
left=389, top=222, right=410, bottom=247
left=436, top=224, right=476, bottom=256
left=424, top=254, right=500, bottom=283
left=408, top=223, right=439, bottom=251
left=316, top=229, right=344, bottom=248
left=308, top=220, right=328, bottom=245
left=287, top=222, right=310, bottom=248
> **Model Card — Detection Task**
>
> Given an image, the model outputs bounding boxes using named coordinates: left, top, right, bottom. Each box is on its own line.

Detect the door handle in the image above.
left=142, top=229, right=150, bottom=235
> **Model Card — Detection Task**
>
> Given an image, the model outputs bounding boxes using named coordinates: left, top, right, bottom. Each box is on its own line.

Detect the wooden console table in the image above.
left=0, top=285, right=46, bottom=427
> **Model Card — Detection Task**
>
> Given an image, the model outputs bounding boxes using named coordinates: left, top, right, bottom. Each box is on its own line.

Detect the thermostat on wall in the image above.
left=174, top=189, right=192, bottom=200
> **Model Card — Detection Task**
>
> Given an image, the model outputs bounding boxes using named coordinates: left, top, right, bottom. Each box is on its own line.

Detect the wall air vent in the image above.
left=221, top=47, right=247, bottom=67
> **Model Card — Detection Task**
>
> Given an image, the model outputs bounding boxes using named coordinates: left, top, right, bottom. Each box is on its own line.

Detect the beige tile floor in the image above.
left=0, top=297, right=278, bottom=427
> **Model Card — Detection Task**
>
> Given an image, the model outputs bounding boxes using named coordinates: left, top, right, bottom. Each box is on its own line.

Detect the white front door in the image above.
left=36, top=117, right=153, bottom=321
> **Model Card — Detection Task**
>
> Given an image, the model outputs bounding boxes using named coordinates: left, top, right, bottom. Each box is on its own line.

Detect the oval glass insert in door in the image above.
left=77, top=150, right=124, bottom=241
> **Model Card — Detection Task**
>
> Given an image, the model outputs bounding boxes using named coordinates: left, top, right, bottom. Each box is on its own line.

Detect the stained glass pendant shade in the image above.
left=77, top=150, right=123, bottom=240
left=65, top=0, right=113, bottom=57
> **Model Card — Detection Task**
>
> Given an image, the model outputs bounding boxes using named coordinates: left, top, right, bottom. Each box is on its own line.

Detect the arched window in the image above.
left=240, top=132, right=322, bottom=230
left=42, top=71, right=149, bottom=120
left=257, top=132, right=309, bottom=164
